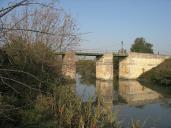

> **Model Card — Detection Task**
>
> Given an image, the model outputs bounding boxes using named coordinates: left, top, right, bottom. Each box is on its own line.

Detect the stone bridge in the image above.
left=56, top=52, right=170, bottom=80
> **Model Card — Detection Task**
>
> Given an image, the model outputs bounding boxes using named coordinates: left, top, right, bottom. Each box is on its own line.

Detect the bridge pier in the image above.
left=96, top=53, right=114, bottom=80
left=62, top=52, right=76, bottom=79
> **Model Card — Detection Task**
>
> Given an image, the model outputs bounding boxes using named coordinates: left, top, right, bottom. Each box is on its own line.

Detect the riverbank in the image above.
left=0, top=41, right=114, bottom=128
left=139, top=58, right=171, bottom=86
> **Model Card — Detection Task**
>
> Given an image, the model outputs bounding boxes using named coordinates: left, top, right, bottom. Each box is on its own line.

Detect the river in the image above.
left=74, top=74, right=171, bottom=128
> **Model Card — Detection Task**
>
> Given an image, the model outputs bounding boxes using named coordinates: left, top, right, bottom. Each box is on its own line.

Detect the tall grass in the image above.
left=0, top=38, right=115, bottom=128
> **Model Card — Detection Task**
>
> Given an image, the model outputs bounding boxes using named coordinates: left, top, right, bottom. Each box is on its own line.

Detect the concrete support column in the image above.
left=96, top=53, right=113, bottom=80
left=62, top=52, right=76, bottom=79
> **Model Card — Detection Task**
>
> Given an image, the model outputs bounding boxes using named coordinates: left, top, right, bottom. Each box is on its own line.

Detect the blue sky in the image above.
left=1, top=0, right=171, bottom=54
left=58, top=0, right=171, bottom=54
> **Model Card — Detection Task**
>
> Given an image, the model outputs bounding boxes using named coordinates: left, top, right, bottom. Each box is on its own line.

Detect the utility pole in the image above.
left=119, top=41, right=127, bottom=55
left=121, top=41, right=124, bottom=49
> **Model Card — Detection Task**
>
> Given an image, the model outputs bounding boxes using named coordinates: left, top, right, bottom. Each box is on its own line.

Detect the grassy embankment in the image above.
left=139, top=58, right=171, bottom=86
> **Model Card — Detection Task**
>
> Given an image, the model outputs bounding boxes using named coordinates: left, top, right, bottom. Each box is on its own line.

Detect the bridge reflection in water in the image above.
left=118, top=80, right=163, bottom=105
left=96, top=80, right=113, bottom=113
left=76, top=80, right=163, bottom=106
left=76, top=78, right=165, bottom=107
left=75, top=77, right=171, bottom=127
left=95, top=79, right=163, bottom=107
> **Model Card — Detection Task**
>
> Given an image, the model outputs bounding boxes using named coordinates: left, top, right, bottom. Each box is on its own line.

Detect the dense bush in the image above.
left=0, top=38, right=114, bottom=128
left=0, top=36, right=60, bottom=127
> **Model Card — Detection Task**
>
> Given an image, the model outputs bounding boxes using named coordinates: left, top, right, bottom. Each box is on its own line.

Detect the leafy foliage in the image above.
left=130, top=37, right=153, bottom=53
left=76, top=60, right=96, bottom=84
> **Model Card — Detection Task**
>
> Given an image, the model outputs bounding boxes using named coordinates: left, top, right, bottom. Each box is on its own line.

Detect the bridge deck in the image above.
left=55, top=52, right=128, bottom=57
left=76, top=52, right=103, bottom=56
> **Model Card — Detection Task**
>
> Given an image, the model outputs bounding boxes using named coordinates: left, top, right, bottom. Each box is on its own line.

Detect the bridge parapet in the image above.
left=56, top=51, right=128, bottom=57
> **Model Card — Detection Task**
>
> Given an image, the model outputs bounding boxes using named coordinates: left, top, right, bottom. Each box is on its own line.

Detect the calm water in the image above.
left=74, top=74, right=171, bottom=128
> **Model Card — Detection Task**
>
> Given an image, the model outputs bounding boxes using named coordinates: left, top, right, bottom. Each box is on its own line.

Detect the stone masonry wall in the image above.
left=62, top=52, right=76, bottom=79
left=96, top=53, right=113, bottom=80
left=119, top=52, right=170, bottom=79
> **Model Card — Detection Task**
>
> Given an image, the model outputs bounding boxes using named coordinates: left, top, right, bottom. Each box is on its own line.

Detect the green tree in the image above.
left=130, top=37, right=154, bottom=53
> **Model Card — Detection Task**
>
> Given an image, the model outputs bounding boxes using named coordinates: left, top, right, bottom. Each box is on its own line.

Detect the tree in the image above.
left=130, top=37, right=154, bottom=53
left=0, top=1, right=80, bottom=126
left=0, top=0, right=80, bottom=51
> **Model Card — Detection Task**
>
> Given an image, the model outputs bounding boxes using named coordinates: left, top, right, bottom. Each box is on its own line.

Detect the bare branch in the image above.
left=0, top=69, right=42, bottom=82
left=0, top=0, right=29, bottom=18
left=0, top=76, right=51, bottom=94
left=1, top=77, right=20, bottom=94
left=1, top=27, right=55, bottom=35
left=0, top=103, right=33, bottom=111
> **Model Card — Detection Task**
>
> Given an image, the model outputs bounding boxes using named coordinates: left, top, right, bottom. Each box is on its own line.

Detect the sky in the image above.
left=58, top=0, right=171, bottom=54
left=1, top=0, right=171, bottom=54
